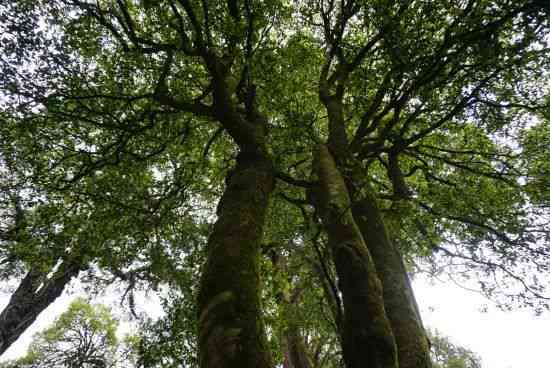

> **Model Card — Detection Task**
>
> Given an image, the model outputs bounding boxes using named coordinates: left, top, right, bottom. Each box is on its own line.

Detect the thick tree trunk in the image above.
left=0, top=260, right=82, bottom=356
left=352, top=197, right=432, bottom=368
left=197, top=150, right=274, bottom=368
left=311, top=145, right=397, bottom=368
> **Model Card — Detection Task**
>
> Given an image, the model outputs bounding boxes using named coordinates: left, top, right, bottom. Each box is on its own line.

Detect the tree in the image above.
left=429, top=330, right=481, bottom=368
left=0, top=127, right=87, bottom=355
left=1, top=1, right=549, bottom=368
left=1, top=298, right=127, bottom=368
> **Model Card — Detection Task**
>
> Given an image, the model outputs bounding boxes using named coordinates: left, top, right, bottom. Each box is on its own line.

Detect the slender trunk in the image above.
left=312, top=261, right=344, bottom=345
left=284, top=324, right=313, bottom=368
left=269, top=251, right=312, bottom=368
left=353, top=196, right=432, bottom=368
left=311, top=145, right=397, bottom=368
left=0, top=260, right=82, bottom=355
left=282, top=316, right=312, bottom=368
left=197, top=149, right=274, bottom=368
left=282, top=297, right=313, bottom=368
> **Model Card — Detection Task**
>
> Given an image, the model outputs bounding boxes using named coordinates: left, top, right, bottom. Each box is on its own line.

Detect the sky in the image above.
left=1, top=276, right=549, bottom=367
left=414, top=276, right=550, bottom=368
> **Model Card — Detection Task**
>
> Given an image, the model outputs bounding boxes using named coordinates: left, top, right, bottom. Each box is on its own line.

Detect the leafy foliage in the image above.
left=1, top=0, right=550, bottom=365
left=1, top=299, right=129, bottom=368
left=429, top=330, right=482, bottom=368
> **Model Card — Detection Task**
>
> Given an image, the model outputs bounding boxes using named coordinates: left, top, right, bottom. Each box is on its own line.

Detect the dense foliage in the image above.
left=0, top=299, right=132, bottom=368
left=1, top=0, right=549, bottom=367
left=429, top=330, right=481, bottom=368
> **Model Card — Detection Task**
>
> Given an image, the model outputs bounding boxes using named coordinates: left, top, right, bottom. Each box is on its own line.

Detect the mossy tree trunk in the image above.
left=197, top=149, right=274, bottom=368
left=318, top=65, right=431, bottom=367
left=280, top=286, right=313, bottom=368
left=195, top=48, right=276, bottom=367
left=283, top=322, right=313, bottom=368
left=352, top=196, right=432, bottom=368
left=311, top=144, right=398, bottom=368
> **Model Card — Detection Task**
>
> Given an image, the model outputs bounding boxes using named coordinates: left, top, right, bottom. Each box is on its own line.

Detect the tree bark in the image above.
left=311, top=144, right=398, bottom=368
left=319, top=79, right=430, bottom=367
left=197, top=149, right=274, bottom=368
left=269, top=250, right=313, bottom=368
left=281, top=289, right=312, bottom=368
left=284, top=324, right=313, bottom=368
left=0, top=260, right=82, bottom=356
left=352, top=196, right=432, bottom=368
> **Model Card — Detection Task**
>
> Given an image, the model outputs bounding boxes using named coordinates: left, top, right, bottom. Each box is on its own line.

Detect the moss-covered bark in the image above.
left=197, top=150, right=274, bottom=368
left=352, top=197, right=432, bottom=368
left=311, top=145, right=397, bottom=368
left=319, top=79, right=430, bottom=367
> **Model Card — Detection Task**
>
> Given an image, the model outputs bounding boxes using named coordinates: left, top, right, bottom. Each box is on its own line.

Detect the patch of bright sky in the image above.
left=414, top=275, right=550, bottom=368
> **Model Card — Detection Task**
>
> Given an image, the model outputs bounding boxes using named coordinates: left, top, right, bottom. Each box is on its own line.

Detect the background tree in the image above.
left=0, top=298, right=128, bottom=368
left=429, top=330, right=481, bottom=368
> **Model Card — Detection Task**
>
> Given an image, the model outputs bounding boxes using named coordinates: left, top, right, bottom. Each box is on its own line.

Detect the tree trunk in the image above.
left=269, top=250, right=313, bottom=368
left=197, top=149, right=274, bottom=368
left=311, top=145, right=398, bottom=368
left=353, top=196, right=432, bottom=368
left=284, top=324, right=313, bottom=368
left=281, top=294, right=312, bottom=368
left=0, top=260, right=82, bottom=356
left=312, top=261, right=344, bottom=346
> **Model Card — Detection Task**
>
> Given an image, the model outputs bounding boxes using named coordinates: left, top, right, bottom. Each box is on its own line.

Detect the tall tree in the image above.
left=1, top=1, right=549, bottom=368
left=429, top=330, right=481, bottom=368
left=0, top=298, right=124, bottom=368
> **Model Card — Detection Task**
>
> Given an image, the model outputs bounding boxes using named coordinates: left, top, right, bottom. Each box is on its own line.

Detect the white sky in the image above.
left=0, top=276, right=548, bottom=367
left=414, top=276, right=550, bottom=368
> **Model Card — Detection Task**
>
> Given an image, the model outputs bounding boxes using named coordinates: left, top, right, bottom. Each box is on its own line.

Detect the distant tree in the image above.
left=2, top=298, right=125, bottom=368
left=429, top=330, right=481, bottom=368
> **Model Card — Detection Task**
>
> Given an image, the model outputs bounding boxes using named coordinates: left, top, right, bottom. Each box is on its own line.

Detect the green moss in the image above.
left=197, top=152, right=274, bottom=368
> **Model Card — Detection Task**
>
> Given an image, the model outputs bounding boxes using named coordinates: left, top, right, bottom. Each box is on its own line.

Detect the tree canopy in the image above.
left=0, top=0, right=549, bottom=367
left=0, top=298, right=131, bottom=368
left=429, top=330, right=481, bottom=368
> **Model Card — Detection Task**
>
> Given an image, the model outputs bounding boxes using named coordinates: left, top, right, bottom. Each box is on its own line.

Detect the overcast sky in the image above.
left=415, top=276, right=550, bottom=368
left=1, top=276, right=548, bottom=367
